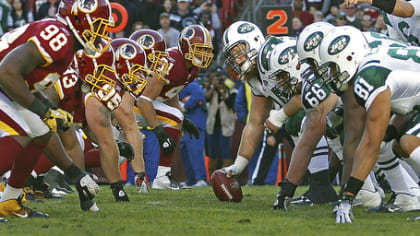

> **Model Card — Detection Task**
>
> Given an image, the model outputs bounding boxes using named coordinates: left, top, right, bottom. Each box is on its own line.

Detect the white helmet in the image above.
left=296, top=22, right=334, bottom=68
left=266, top=37, right=301, bottom=96
left=318, top=26, right=370, bottom=93
left=223, top=21, right=264, bottom=78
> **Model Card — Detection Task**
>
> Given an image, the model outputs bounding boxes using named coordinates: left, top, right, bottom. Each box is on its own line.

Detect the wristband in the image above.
left=233, top=155, right=250, bottom=174
left=372, top=0, right=397, bottom=14
left=28, top=98, right=49, bottom=117
left=268, top=108, right=289, bottom=127
left=343, top=176, right=364, bottom=196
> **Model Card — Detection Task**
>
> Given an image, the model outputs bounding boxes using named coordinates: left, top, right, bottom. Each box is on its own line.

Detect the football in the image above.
left=210, top=170, right=243, bottom=202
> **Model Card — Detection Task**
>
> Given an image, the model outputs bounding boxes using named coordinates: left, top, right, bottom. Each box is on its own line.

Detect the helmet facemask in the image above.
left=319, top=62, right=350, bottom=94
left=84, top=64, right=117, bottom=97
left=121, top=63, right=149, bottom=95
left=185, top=43, right=214, bottom=68
left=224, top=42, right=256, bottom=78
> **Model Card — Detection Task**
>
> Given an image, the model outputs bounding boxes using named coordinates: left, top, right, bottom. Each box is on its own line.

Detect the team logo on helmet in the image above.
left=78, top=0, right=98, bottom=13
left=237, top=23, right=255, bottom=34
left=182, top=28, right=195, bottom=40
left=278, top=46, right=297, bottom=65
left=328, top=35, right=350, bottom=55
left=119, top=43, right=137, bottom=60
left=138, top=34, right=155, bottom=50
left=304, top=32, right=323, bottom=52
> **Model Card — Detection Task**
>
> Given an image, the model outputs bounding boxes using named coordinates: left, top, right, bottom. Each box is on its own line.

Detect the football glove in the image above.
left=272, top=179, right=297, bottom=210
left=182, top=118, right=200, bottom=139
left=117, top=141, right=134, bottom=162
left=75, top=173, right=100, bottom=201
left=335, top=199, right=354, bottom=224
left=42, top=108, right=73, bottom=132
left=152, top=125, right=176, bottom=156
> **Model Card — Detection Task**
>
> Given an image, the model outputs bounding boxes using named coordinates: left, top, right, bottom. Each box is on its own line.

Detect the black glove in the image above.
left=152, top=125, right=176, bottom=156
left=182, top=118, right=200, bottom=139
left=117, top=141, right=134, bottom=162
left=384, top=124, right=398, bottom=142
left=272, top=179, right=297, bottom=210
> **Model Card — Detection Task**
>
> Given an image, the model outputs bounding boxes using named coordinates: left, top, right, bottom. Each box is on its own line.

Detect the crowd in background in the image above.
left=0, top=0, right=391, bottom=186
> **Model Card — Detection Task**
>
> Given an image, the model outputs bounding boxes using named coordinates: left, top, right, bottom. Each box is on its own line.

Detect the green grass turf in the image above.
left=1, top=185, right=420, bottom=235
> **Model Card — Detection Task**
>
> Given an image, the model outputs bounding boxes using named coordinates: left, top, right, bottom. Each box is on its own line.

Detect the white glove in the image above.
left=335, top=200, right=354, bottom=224
left=77, top=174, right=100, bottom=199
left=222, top=156, right=249, bottom=177
left=266, top=108, right=288, bottom=129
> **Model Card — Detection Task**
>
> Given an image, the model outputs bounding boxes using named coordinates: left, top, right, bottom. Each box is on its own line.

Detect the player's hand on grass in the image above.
left=272, top=193, right=290, bottom=210
left=335, top=199, right=354, bottom=224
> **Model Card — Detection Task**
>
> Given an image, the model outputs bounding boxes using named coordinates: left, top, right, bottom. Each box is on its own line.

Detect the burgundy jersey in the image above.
left=0, top=19, right=74, bottom=92
left=157, top=48, right=200, bottom=102
left=54, top=68, right=86, bottom=126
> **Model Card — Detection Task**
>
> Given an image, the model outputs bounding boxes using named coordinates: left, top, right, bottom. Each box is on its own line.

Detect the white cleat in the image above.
left=390, top=193, right=420, bottom=212
left=353, top=189, right=382, bottom=208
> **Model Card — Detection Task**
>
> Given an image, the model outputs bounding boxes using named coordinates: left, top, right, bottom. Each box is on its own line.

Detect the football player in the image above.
left=345, top=0, right=420, bottom=18
left=221, top=21, right=337, bottom=206
left=111, top=38, right=151, bottom=193
left=72, top=47, right=131, bottom=201
left=316, top=26, right=420, bottom=223
left=133, top=26, right=213, bottom=189
left=0, top=0, right=112, bottom=218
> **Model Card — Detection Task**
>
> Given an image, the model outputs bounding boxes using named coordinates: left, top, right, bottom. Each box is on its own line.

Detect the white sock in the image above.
left=0, top=185, right=22, bottom=202
left=407, top=146, right=420, bottom=176
left=308, top=136, right=329, bottom=174
left=361, top=173, right=376, bottom=192
left=51, top=166, right=64, bottom=175
left=400, top=160, right=420, bottom=183
left=378, top=152, right=413, bottom=195
left=31, top=170, right=37, bottom=179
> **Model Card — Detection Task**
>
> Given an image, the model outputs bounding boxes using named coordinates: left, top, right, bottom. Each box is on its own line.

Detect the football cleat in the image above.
left=367, top=193, right=420, bottom=212
left=135, top=174, right=149, bottom=193
left=44, top=168, right=73, bottom=193
left=80, top=200, right=99, bottom=212
left=353, top=189, right=382, bottom=208
left=0, top=197, right=49, bottom=218
left=152, top=167, right=180, bottom=190
left=288, top=195, right=314, bottom=206
left=192, top=180, right=208, bottom=187
left=0, top=217, right=7, bottom=223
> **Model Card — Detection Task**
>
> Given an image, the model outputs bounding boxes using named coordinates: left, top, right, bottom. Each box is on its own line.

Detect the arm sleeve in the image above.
left=411, top=0, right=420, bottom=16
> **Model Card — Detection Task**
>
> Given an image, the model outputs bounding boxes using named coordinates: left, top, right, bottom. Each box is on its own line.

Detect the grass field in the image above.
left=1, top=185, right=420, bottom=235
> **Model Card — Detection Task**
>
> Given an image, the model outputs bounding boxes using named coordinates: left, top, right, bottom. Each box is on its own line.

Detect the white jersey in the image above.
left=354, top=46, right=420, bottom=114
left=383, top=13, right=420, bottom=46
left=363, top=31, right=408, bottom=48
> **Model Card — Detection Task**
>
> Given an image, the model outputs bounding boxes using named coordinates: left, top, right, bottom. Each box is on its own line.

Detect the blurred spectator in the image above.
left=324, top=4, right=338, bottom=24
left=163, top=0, right=173, bottom=13
left=313, top=10, right=323, bottom=22
left=374, top=14, right=387, bottom=34
left=35, top=0, right=58, bottom=20
left=292, top=16, right=304, bottom=36
left=0, top=1, right=13, bottom=36
left=137, top=0, right=164, bottom=30
left=157, top=12, right=180, bottom=48
left=304, top=0, right=330, bottom=15
left=344, top=4, right=362, bottom=29
left=11, top=0, right=33, bottom=28
left=292, top=0, right=313, bottom=26
left=179, top=81, right=208, bottom=187
left=361, top=13, right=374, bottom=32
left=171, top=0, right=199, bottom=31
left=131, top=21, right=146, bottom=35
left=193, top=0, right=220, bottom=30
left=335, top=11, right=347, bottom=26
left=205, top=67, right=237, bottom=174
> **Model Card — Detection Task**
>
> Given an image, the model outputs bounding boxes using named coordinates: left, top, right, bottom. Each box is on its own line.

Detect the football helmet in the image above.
left=319, top=26, right=370, bottom=93
left=267, top=37, right=302, bottom=96
left=57, top=0, right=113, bottom=55
left=178, top=24, right=214, bottom=68
left=296, top=22, right=334, bottom=70
left=111, top=38, right=150, bottom=97
left=223, top=21, right=264, bottom=79
left=73, top=45, right=122, bottom=110
left=129, top=29, right=170, bottom=82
